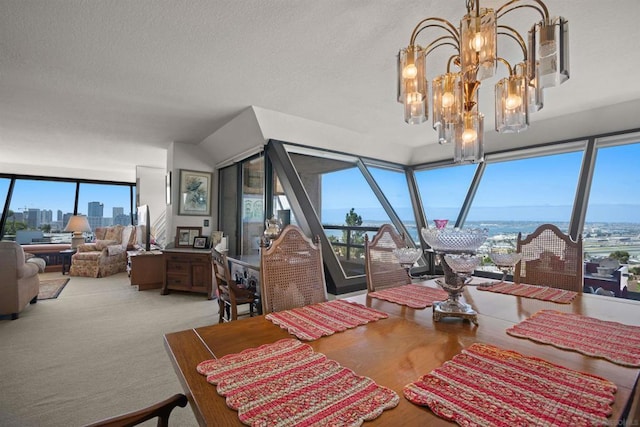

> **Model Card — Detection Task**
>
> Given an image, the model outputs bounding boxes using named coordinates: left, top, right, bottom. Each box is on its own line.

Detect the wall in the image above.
left=167, top=142, right=216, bottom=248
left=136, top=166, right=167, bottom=248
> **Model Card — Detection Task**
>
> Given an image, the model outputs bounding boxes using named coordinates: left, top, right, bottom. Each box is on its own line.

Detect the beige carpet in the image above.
left=0, top=272, right=218, bottom=427
left=37, top=278, right=70, bottom=300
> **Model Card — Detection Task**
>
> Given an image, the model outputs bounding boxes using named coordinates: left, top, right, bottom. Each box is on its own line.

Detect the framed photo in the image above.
left=193, top=236, right=208, bottom=249
left=179, top=169, right=212, bottom=216
left=175, top=226, right=202, bottom=248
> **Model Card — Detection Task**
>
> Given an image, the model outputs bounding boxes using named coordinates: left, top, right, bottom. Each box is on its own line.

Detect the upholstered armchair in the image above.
left=0, top=241, right=40, bottom=319
left=70, top=225, right=136, bottom=278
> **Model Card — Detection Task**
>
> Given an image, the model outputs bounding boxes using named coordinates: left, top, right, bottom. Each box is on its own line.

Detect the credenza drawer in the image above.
left=167, top=261, right=189, bottom=272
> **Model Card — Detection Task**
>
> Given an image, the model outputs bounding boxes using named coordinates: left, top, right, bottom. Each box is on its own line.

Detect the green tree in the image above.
left=4, top=209, right=27, bottom=235
left=609, top=250, right=630, bottom=264
left=343, top=208, right=364, bottom=260
left=41, top=224, right=52, bottom=233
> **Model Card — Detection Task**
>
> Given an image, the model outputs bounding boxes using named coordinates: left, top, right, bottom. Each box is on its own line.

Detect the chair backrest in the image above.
left=211, top=249, right=233, bottom=302
left=259, top=225, right=328, bottom=314
left=514, top=223, right=583, bottom=292
left=364, top=224, right=411, bottom=292
left=85, top=393, right=187, bottom=427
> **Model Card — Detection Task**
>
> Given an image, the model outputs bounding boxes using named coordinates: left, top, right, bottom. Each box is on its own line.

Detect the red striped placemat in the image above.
left=477, top=282, right=577, bottom=304
left=197, top=338, right=399, bottom=426
left=368, top=284, right=448, bottom=309
left=404, top=343, right=617, bottom=427
left=265, top=299, right=388, bottom=341
left=507, top=309, right=640, bottom=367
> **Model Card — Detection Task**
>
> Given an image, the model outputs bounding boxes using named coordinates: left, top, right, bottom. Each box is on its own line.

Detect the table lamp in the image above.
left=64, top=215, right=92, bottom=248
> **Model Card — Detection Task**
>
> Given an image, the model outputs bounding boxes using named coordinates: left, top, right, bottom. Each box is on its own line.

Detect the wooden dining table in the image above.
left=164, top=279, right=640, bottom=426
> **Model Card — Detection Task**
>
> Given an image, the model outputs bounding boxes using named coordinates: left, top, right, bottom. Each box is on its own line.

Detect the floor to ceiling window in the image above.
left=78, top=183, right=133, bottom=230
left=585, top=135, right=640, bottom=263
left=415, top=163, right=477, bottom=229
left=367, top=166, right=417, bottom=242
left=288, top=152, right=391, bottom=277
left=6, top=179, right=77, bottom=243
left=1, top=176, right=134, bottom=244
left=466, top=149, right=584, bottom=251
left=241, top=155, right=265, bottom=256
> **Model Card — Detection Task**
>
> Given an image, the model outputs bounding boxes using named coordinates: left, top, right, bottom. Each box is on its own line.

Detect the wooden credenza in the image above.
left=161, top=249, right=214, bottom=299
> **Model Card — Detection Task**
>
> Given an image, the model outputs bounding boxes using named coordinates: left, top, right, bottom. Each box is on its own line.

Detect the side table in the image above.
left=59, top=249, right=76, bottom=275
left=128, top=250, right=164, bottom=291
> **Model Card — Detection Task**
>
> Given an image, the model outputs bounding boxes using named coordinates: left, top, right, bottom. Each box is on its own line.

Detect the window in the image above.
left=6, top=179, right=76, bottom=243
left=415, top=164, right=477, bottom=227
left=367, top=166, right=416, bottom=240
left=584, top=137, right=640, bottom=262
left=289, top=152, right=390, bottom=277
left=467, top=151, right=583, bottom=256
left=78, top=183, right=132, bottom=231
left=240, top=155, right=264, bottom=255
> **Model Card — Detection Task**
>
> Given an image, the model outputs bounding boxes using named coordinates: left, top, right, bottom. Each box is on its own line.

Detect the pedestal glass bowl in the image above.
left=489, top=251, right=522, bottom=283
left=420, top=227, right=488, bottom=325
left=392, top=247, right=422, bottom=277
left=421, top=227, right=488, bottom=253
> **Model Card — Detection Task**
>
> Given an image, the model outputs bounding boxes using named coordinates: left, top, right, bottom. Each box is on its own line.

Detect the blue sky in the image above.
left=4, top=142, right=639, bottom=223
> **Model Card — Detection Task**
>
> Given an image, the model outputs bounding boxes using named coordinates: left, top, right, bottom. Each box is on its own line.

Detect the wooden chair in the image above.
left=364, top=224, right=411, bottom=292
left=514, top=223, right=583, bottom=292
left=259, top=225, right=328, bottom=314
left=84, top=393, right=187, bottom=427
left=212, top=249, right=256, bottom=322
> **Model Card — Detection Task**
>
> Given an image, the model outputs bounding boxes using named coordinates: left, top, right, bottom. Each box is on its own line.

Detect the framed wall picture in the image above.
left=175, top=226, right=203, bottom=248
left=178, top=169, right=212, bottom=216
left=193, top=236, right=208, bottom=249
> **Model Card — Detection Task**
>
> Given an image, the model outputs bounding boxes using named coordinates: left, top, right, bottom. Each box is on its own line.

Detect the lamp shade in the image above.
left=64, top=215, right=92, bottom=233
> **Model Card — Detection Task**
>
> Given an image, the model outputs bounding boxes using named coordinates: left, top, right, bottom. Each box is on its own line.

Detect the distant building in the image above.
left=88, top=201, right=104, bottom=230
left=27, top=208, right=40, bottom=229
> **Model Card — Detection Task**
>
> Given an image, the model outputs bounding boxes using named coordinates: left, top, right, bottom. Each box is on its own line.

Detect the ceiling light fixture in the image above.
left=397, top=0, right=569, bottom=163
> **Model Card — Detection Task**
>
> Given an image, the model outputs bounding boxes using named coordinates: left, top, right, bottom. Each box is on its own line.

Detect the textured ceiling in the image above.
left=2, top=1, right=640, bottom=179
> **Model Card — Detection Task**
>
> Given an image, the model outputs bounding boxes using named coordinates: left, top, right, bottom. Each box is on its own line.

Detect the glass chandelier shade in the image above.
left=528, top=17, right=570, bottom=89
left=397, top=46, right=428, bottom=124
left=395, top=0, right=569, bottom=164
left=454, top=111, right=484, bottom=163
left=495, top=74, right=528, bottom=133
left=432, top=73, right=463, bottom=136
left=460, top=8, right=496, bottom=81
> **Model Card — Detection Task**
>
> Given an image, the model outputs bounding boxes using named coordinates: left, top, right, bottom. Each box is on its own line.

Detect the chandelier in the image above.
left=397, top=0, right=569, bottom=163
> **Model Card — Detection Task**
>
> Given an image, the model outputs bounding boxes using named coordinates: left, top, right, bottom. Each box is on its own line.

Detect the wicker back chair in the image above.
left=212, top=249, right=256, bottom=322
left=514, top=223, right=583, bottom=292
left=364, top=224, right=411, bottom=292
left=259, top=225, right=328, bottom=314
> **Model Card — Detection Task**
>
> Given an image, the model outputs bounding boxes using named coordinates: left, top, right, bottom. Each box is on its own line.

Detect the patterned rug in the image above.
left=507, top=310, right=640, bottom=367
left=197, top=338, right=399, bottom=426
left=477, top=282, right=577, bottom=304
left=38, top=278, right=69, bottom=300
left=368, top=283, right=448, bottom=309
left=265, top=300, right=388, bottom=341
left=404, top=343, right=617, bottom=427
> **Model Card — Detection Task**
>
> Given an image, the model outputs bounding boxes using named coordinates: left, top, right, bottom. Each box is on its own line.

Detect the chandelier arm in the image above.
left=496, top=0, right=548, bottom=22
left=424, top=38, right=460, bottom=57
left=497, top=26, right=527, bottom=60
left=410, top=18, right=460, bottom=47
left=496, top=57, right=514, bottom=76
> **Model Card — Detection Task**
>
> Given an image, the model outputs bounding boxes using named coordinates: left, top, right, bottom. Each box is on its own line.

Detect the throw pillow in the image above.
left=106, top=245, right=125, bottom=256
left=95, top=239, right=118, bottom=250
left=24, top=252, right=35, bottom=260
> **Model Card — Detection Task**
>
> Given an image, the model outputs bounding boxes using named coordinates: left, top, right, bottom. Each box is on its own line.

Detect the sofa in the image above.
left=70, top=225, right=137, bottom=278
left=0, top=241, right=40, bottom=319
